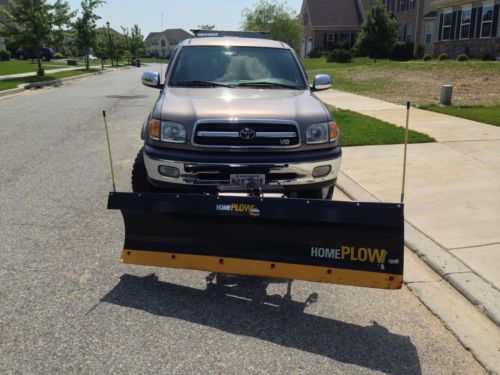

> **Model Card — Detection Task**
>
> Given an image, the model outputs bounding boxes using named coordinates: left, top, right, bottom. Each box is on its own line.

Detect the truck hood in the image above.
left=154, top=87, right=330, bottom=125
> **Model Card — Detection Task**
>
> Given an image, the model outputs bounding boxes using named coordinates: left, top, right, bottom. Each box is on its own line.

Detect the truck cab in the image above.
left=136, top=37, right=341, bottom=199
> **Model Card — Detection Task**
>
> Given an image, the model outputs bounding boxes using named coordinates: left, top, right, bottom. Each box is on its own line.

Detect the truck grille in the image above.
left=193, top=121, right=300, bottom=148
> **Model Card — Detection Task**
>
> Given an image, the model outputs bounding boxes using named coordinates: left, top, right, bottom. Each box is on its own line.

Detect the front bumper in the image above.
left=143, top=144, right=342, bottom=192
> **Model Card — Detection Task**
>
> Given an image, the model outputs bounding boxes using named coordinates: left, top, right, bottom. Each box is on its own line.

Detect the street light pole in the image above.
left=106, top=21, right=112, bottom=67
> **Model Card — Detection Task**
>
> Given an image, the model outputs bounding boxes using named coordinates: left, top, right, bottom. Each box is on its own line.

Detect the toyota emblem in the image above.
left=240, top=128, right=256, bottom=140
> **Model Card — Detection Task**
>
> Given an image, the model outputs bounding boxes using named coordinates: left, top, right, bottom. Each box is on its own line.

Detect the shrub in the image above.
left=438, top=52, right=449, bottom=61
left=0, top=50, right=11, bottom=61
left=482, top=53, right=492, bottom=61
left=456, top=53, right=468, bottom=61
left=349, top=47, right=359, bottom=56
left=307, top=48, right=325, bottom=58
left=414, top=44, right=425, bottom=59
left=423, top=53, right=432, bottom=61
left=327, top=48, right=352, bottom=63
left=389, top=41, right=414, bottom=61
left=53, top=52, right=64, bottom=59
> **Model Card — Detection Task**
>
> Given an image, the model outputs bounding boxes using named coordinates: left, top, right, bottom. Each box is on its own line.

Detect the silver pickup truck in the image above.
left=135, top=37, right=341, bottom=199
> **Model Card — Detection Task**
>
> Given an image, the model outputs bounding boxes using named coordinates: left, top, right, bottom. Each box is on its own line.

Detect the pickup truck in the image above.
left=135, top=37, right=341, bottom=199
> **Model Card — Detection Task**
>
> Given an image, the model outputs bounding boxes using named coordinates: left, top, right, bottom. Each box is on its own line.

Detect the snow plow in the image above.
left=107, top=190, right=404, bottom=290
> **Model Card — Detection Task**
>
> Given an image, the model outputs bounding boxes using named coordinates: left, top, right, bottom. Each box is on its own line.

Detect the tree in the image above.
left=94, top=28, right=109, bottom=69
left=356, top=1, right=397, bottom=62
left=129, top=24, right=145, bottom=59
left=197, top=24, right=215, bottom=30
left=52, top=0, right=76, bottom=53
left=74, top=0, right=105, bottom=70
left=241, top=0, right=302, bottom=52
left=0, top=0, right=53, bottom=76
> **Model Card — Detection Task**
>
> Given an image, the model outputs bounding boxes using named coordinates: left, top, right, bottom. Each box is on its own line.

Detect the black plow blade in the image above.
left=108, top=192, right=404, bottom=289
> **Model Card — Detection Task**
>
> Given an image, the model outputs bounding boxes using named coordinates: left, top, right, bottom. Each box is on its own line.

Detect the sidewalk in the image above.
left=0, top=65, right=111, bottom=81
left=317, top=89, right=500, bottom=325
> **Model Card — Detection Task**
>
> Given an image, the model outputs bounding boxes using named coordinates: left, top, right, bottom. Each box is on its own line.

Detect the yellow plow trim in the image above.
left=121, top=250, right=403, bottom=290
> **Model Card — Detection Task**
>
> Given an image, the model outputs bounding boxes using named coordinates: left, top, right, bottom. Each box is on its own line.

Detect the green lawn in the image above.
left=416, top=104, right=500, bottom=126
left=140, top=57, right=169, bottom=64
left=329, top=106, right=435, bottom=146
left=0, top=69, right=101, bottom=91
left=0, top=60, right=68, bottom=75
left=304, top=57, right=500, bottom=106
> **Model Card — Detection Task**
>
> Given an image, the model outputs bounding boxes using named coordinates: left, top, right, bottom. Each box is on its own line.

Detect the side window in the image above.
left=165, top=46, right=180, bottom=78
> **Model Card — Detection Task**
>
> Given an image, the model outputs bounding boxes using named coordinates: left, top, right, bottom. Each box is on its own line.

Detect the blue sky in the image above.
left=58, top=0, right=303, bottom=37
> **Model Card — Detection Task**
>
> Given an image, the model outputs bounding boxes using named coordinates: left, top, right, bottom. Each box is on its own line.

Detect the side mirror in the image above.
left=142, top=71, right=162, bottom=89
left=312, top=74, right=332, bottom=91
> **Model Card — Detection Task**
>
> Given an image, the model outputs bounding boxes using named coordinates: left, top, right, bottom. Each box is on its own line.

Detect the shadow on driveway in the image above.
left=101, top=273, right=421, bottom=375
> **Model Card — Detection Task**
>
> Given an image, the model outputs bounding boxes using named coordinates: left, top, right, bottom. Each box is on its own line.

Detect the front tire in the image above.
left=131, top=148, right=158, bottom=192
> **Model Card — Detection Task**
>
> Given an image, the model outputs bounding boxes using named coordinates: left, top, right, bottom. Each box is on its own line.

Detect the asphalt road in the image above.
left=0, top=66, right=486, bottom=374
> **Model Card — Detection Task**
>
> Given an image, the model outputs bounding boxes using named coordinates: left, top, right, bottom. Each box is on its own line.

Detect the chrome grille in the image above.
left=192, top=120, right=300, bottom=148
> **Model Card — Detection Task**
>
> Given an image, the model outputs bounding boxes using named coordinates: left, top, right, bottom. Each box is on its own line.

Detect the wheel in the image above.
left=296, top=185, right=334, bottom=200
left=131, top=148, right=158, bottom=192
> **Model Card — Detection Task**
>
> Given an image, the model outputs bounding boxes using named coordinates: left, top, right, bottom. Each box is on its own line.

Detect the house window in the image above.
left=460, top=5, right=472, bottom=39
left=303, top=13, right=308, bottom=26
left=425, top=22, right=433, bottom=44
left=399, top=0, right=406, bottom=11
left=327, top=33, right=334, bottom=42
left=161, top=40, right=166, bottom=47
left=442, top=10, right=452, bottom=40
left=403, top=23, right=412, bottom=41
left=480, top=3, right=494, bottom=38
left=408, top=0, right=415, bottom=9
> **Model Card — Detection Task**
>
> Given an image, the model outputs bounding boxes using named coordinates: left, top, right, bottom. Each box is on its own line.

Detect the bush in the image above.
left=456, top=53, right=468, bottom=61
left=438, top=52, right=449, bottom=61
left=0, top=50, right=11, bottom=61
left=327, top=48, right=352, bottom=63
left=307, top=48, right=325, bottom=58
left=53, top=52, right=64, bottom=59
left=414, top=44, right=425, bottom=59
left=349, top=47, right=359, bottom=56
left=423, top=53, right=432, bottom=61
left=482, top=53, right=492, bottom=61
left=389, top=41, right=414, bottom=61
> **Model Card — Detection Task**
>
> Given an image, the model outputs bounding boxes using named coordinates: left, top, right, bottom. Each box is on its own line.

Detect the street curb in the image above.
left=336, top=171, right=500, bottom=327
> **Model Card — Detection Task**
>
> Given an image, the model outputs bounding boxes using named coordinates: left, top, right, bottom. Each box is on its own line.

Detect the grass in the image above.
left=303, top=57, right=500, bottom=106
left=0, top=59, right=67, bottom=75
left=0, top=69, right=101, bottom=91
left=417, top=104, right=500, bottom=126
left=330, top=106, right=435, bottom=146
left=140, top=57, right=169, bottom=64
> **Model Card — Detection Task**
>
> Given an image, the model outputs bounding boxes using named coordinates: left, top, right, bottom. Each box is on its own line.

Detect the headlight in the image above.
left=161, top=121, right=186, bottom=143
left=306, top=121, right=340, bottom=145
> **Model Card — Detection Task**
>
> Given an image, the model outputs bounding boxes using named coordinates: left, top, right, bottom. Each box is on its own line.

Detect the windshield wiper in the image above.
left=175, top=80, right=234, bottom=88
left=237, top=82, right=303, bottom=90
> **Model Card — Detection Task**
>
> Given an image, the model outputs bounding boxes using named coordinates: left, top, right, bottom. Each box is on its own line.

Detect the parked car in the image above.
left=135, top=37, right=341, bottom=199
left=15, top=47, right=55, bottom=61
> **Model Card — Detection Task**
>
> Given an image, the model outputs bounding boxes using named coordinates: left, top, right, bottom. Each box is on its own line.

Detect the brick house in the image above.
left=145, top=29, right=192, bottom=58
left=432, top=0, right=499, bottom=58
left=300, top=0, right=367, bottom=57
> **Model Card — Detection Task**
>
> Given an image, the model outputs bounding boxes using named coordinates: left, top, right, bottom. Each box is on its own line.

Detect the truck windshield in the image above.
left=169, top=46, right=307, bottom=90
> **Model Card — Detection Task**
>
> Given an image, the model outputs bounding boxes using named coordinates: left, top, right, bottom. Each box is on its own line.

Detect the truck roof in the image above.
left=181, top=37, right=291, bottom=49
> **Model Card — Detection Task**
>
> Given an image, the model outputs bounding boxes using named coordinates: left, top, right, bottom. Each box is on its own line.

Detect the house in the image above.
left=300, top=0, right=367, bottom=57
left=145, top=28, right=192, bottom=58
left=431, top=0, right=499, bottom=58
left=301, top=0, right=499, bottom=58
